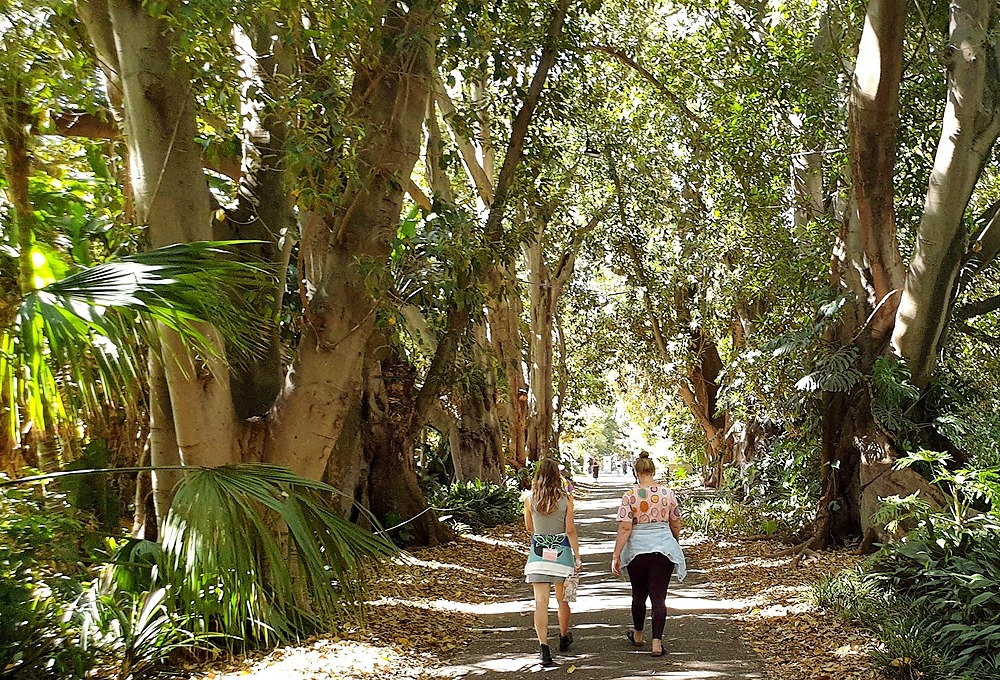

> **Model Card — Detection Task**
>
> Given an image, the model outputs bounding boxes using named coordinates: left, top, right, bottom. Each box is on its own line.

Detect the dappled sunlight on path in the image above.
left=188, top=473, right=878, bottom=680
left=434, top=473, right=766, bottom=679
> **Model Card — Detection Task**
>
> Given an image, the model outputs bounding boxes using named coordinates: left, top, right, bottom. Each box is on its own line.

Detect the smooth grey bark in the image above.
left=104, top=0, right=238, bottom=470
left=222, top=21, right=295, bottom=419
left=892, top=0, right=1000, bottom=386
left=147, top=352, right=180, bottom=519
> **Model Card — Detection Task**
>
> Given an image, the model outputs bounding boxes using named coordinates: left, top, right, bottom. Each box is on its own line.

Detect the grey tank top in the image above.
left=530, top=494, right=569, bottom=534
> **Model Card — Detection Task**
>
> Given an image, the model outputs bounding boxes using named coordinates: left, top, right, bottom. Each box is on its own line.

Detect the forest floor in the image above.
left=189, top=484, right=880, bottom=680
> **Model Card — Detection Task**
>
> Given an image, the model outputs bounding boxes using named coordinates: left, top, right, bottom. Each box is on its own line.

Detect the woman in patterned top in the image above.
left=523, top=458, right=583, bottom=668
left=611, top=452, right=686, bottom=657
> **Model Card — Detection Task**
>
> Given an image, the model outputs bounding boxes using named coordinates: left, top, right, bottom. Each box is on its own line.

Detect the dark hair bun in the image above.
left=639, top=452, right=650, bottom=459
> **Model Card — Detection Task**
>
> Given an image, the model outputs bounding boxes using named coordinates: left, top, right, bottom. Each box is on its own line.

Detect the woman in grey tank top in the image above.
left=523, top=458, right=582, bottom=667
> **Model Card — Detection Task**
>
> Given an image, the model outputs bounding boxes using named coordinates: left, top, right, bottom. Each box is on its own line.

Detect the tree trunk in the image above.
left=0, top=71, right=61, bottom=472
left=265, top=0, right=436, bottom=488
left=678, top=356, right=727, bottom=488
left=815, top=0, right=908, bottom=544
left=361, top=333, right=453, bottom=547
left=487, top=264, right=528, bottom=468
left=525, top=226, right=557, bottom=461
left=674, top=283, right=728, bottom=488
left=849, top=0, right=907, bottom=304
left=816, top=0, right=1000, bottom=545
left=523, top=205, right=602, bottom=462
left=0, top=84, right=35, bottom=298
left=892, top=0, right=1000, bottom=386
left=148, top=350, right=181, bottom=519
left=103, top=0, right=239, bottom=478
left=222, top=21, right=295, bottom=420
left=817, top=380, right=947, bottom=547
left=450, top=325, right=505, bottom=483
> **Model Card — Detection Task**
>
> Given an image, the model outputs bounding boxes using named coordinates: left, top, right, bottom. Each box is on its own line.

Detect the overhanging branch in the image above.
left=483, top=0, right=572, bottom=242
left=48, top=109, right=242, bottom=180
left=954, top=293, right=1000, bottom=320
left=954, top=319, right=1000, bottom=346
left=586, top=44, right=704, bottom=130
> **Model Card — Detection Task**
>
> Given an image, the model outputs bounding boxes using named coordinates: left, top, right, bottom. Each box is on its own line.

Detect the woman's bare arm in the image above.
left=565, top=495, right=582, bottom=569
left=611, top=521, right=632, bottom=575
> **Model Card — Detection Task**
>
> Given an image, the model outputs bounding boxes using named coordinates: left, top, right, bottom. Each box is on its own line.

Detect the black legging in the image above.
left=626, top=552, right=675, bottom=639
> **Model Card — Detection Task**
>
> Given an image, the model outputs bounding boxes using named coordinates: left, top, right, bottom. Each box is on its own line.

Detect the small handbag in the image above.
left=562, top=573, right=580, bottom=602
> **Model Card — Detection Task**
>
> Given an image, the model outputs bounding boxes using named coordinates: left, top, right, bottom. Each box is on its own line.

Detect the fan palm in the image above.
left=159, top=463, right=398, bottom=645
left=0, top=241, right=274, bottom=470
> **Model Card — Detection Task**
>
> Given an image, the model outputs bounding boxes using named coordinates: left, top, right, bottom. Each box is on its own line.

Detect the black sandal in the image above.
left=626, top=631, right=643, bottom=647
left=651, top=641, right=664, bottom=657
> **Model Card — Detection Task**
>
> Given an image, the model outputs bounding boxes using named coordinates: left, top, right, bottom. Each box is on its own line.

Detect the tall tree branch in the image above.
left=847, top=0, right=906, bottom=301
left=482, top=0, right=572, bottom=242
left=49, top=109, right=243, bottom=180
left=433, top=78, right=493, bottom=204
left=553, top=201, right=611, bottom=288
left=954, top=293, right=1000, bottom=320
left=608, top=151, right=670, bottom=361
left=957, top=198, right=1000, bottom=293
left=586, top=44, right=704, bottom=130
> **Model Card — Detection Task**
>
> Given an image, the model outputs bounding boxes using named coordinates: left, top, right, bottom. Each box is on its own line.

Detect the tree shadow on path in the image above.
left=434, top=474, right=766, bottom=679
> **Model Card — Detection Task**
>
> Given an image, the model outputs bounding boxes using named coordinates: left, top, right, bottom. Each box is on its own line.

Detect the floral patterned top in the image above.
left=617, top=484, right=680, bottom=525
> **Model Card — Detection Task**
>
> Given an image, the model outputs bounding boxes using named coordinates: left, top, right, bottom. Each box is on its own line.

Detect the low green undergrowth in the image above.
left=684, top=495, right=813, bottom=538
left=2, top=463, right=398, bottom=679
left=684, top=436, right=819, bottom=539
left=810, top=451, right=1000, bottom=680
left=428, top=479, right=522, bottom=532
left=1, top=479, right=97, bottom=679
left=813, top=516, right=1000, bottom=680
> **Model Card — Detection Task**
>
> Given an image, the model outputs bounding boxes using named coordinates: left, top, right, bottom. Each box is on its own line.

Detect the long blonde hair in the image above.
left=530, top=458, right=564, bottom=515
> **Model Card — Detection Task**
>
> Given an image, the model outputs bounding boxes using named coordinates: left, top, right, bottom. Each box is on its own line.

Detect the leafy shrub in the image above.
left=1, top=478, right=96, bottom=678
left=810, top=451, right=1000, bottom=680
left=159, top=464, right=397, bottom=647
left=4, top=462, right=399, bottom=670
left=429, top=479, right=522, bottom=531
left=507, top=463, right=537, bottom=491
left=734, top=436, right=821, bottom=505
left=684, top=496, right=810, bottom=538
left=81, top=587, right=210, bottom=680
left=866, top=514, right=1000, bottom=679
left=0, top=576, right=92, bottom=679
left=670, top=465, right=691, bottom=484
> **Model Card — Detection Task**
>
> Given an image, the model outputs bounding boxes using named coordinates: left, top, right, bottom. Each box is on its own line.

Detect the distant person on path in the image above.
left=611, top=452, right=686, bottom=657
left=590, top=457, right=599, bottom=481
left=523, top=458, right=583, bottom=667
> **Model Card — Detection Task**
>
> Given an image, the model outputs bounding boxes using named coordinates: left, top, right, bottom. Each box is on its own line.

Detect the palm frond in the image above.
left=160, top=464, right=397, bottom=647
left=39, top=241, right=275, bottom=362
left=0, top=242, right=276, bottom=460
